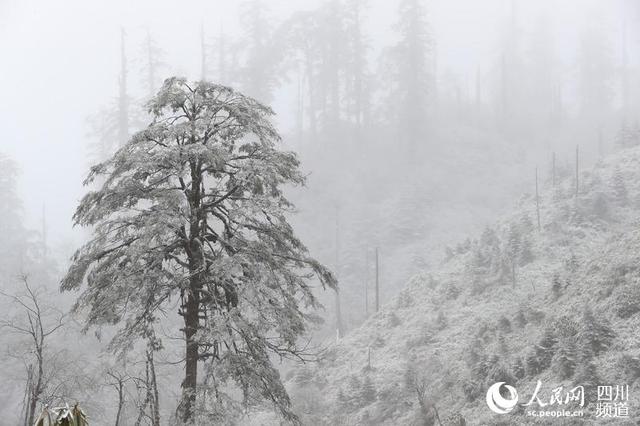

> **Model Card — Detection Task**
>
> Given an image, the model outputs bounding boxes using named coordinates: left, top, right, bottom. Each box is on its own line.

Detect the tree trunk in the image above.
left=334, top=207, right=343, bottom=338
left=23, top=366, right=33, bottom=426
left=181, top=290, right=200, bottom=422
left=364, top=249, right=368, bottom=316
left=149, top=349, right=161, bottom=426
left=375, top=248, right=380, bottom=312
left=535, top=166, right=540, bottom=231
left=304, top=50, right=317, bottom=143
left=181, top=161, right=204, bottom=423
left=118, top=28, right=129, bottom=148
left=575, top=145, right=579, bottom=198
left=552, top=152, right=556, bottom=187
left=115, top=380, right=124, bottom=426
left=27, top=347, right=44, bottom=426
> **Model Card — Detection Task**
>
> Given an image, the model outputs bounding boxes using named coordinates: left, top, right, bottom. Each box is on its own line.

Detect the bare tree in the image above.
left=133, top=347, right=161, bottom=426
left=106, top=368, right=132, bottom=426
left=404, top=356, right=444, bottom=426
left=0, top=275, right=65, bottom=426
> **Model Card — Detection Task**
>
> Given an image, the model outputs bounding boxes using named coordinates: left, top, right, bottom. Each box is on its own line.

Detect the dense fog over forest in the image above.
left=1, top=0, right=640, bottom=424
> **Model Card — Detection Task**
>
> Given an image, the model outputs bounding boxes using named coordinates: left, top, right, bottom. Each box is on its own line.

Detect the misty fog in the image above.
left=1, top=0, right=639, bottom=424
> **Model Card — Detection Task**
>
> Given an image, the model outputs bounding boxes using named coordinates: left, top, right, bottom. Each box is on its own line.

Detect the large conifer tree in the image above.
left=63, top=78, right=335, bottom=424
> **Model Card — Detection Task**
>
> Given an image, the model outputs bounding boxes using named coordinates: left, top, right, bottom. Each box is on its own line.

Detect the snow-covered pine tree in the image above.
left=512, top=357, right=525, bottom=379
left=62, top=78, right=336, bottom=424
left=578, top=307, right=616, bottom=358
left=238, top=1, right=283, bottom=104
left=345, top=375, right=364, bottom=410
left=535, top=326, right=557, bottom=366
left=86, top=30, right=131, bottom=164
left=384, top=0, right=434, bottom=152
left=615, top=122, right=640, bottom=149
left=506, top=223, right=521, bottom=260
left=574, top=360, right=600, bottom=390
left=611, top=167, right=627, bottom=205
left=552, top=337, right=577, bottom=379
left=361, top=375, right=377, bottom=404
left=551, top=273, right=562, bottom=299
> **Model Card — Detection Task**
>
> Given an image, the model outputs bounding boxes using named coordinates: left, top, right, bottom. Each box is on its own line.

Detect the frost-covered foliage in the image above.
left=34, top=404, right=89, bottom=426
left=63, top=78, right=335, bottom=424
left=287, top=145, right=640, bottom=424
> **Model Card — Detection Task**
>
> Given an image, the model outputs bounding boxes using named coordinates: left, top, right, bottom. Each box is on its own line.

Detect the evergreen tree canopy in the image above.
left=62, top=77, right=335, bottom=424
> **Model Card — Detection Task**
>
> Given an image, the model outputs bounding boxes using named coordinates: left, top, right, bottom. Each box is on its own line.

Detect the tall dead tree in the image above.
left=200, top=24, right=208, bottom=80
left=118, top=28, right=129, bottom=148
left=41, top=204, right=47, bottom=259
left=218, top=20, right=226, bottom=83
left=0, top=276, right=65, bottom=426
left=375, top=247, right=380, bottom=312
left=107, top=368, right=131, bottom=426
left=134, top=347, right=160, bottom=426
left=335, top=206, right=344, bottom=338
left=146, top=31, right=156, bottom=98
left=551, top=152, right=556, bottom=187
left=143, top=31, right=164, bottom=99
left=364, top=248, right=369, bottom=316
left=575, top=145, right=579, bottom=197
left=535, top=167, right=541, bottom=231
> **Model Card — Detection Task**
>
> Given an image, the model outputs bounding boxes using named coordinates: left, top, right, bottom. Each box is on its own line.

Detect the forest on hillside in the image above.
left=1, top=0, right=639, bottom=424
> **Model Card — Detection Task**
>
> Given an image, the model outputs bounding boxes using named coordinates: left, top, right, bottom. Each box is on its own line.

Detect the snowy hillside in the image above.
left=286, top=146, right=640, bottom=425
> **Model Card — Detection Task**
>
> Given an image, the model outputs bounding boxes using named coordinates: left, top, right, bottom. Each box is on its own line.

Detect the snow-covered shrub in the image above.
left=512, top=357, right=525, bottom=380
left=535, top=326, right=558, bottom=366
left=524, top=324, right=560, bottom=376
left=590, top=192, right=610, bottom=219
left=611, top=168, right=628, bottom=205
left=514, top=307, right=528, bottom=328
left=615, top=122, right=640, bottom=149
left=371, top=335, right=385, bottom=348
left=520, top=214, right=535, bottom=234
left=444, top=246, right=455, bottom=263
left=444, top=412, right=467, bottom=426
left=444, top=283, right=461, bottom=300
left=519, top=237, right=534, bottom=265
left=361, top=375, right=377, bottom=404
left=485, top=358, right=516, bottom=385
left=551, top=273, right=563, bottom=299
left=456, top=238, right=472, bottom=255
left=435, top=311, right=447, bottom=330
left=516, top=303, right=545, bottom=327
left=552, top=337, right=577, bottom=379
left=412, top=321, right=436, bottom=346
left=573, top=361, right=600, bottom=392
left=461, top=379, right=482, bottom=402
left=469, top=277, right=488, bottom=296
left=554, top=315, right=579, bottom=338
left=396, top=290, right=414, bottom=308
left=614, top=284, right=640, bottom=318
left=578, top=307, right=616, bottom=357
left=469, top=353, right=491, bottom=381
left=497, top=315, right=512, bottom=334
left=475, top=321, right=496, bottom=344
left=525, top=349, right=543, bottom=376
left=387, top=311, right=402, bottom=328
left=616, top=353, right=640, bottom=383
